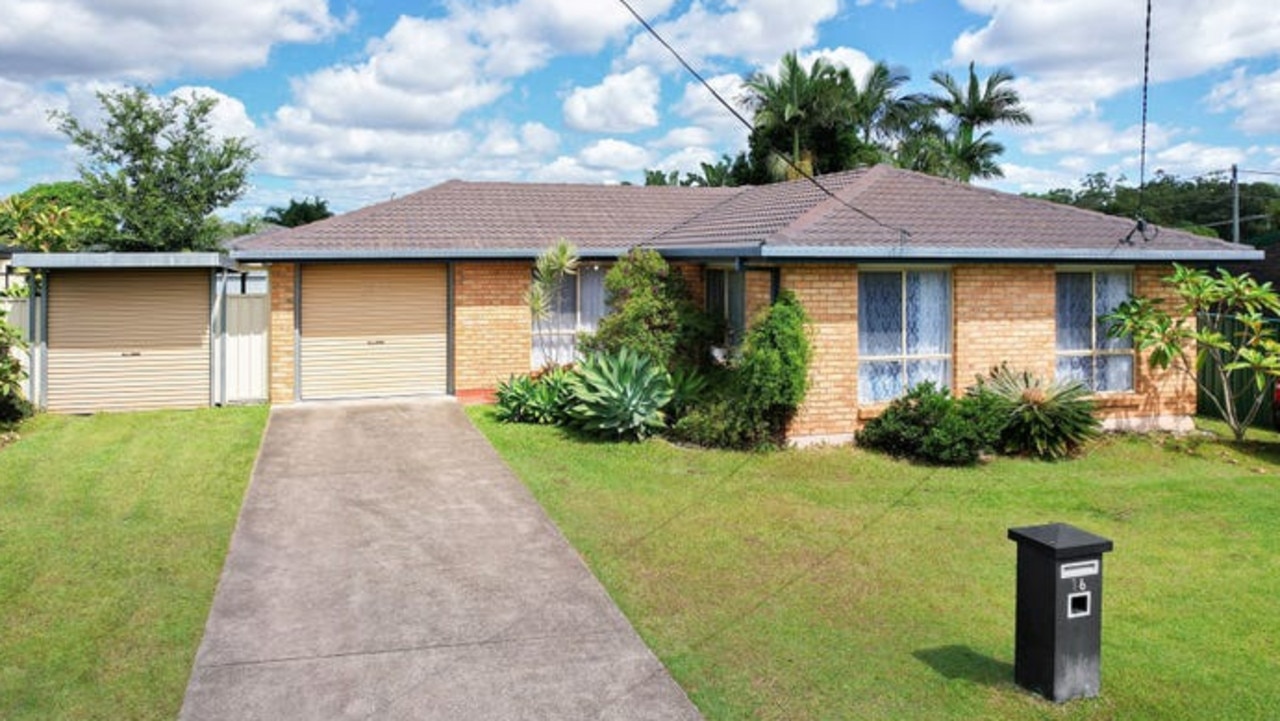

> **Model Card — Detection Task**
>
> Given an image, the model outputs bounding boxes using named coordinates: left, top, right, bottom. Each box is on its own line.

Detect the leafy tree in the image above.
left=906, top=62, right=1031, bottom=182
left=742, top=51, right=857, bottom=179
left=0, top=181, right=114, bottom=251
left=1106, top=264, right=1280, bottom=441
left=265, top=196, right=333, bottom=227
left=585, top=248, right=712, bottom=371
left=847, top=61, right=927, bottom=166
left=1029, top=171, right=1280, bottom=244
left=52, top=86, right=257, bottom=251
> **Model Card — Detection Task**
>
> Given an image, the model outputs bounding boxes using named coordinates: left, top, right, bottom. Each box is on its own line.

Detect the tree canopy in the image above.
left=731, top=52, right=1030, bottom=184
left=1027, top=171, right=1280, bottom=243
left=265, top=196, right=333, bottom=227
left=52, top=86, right=256, bottom=252
left=0, top=181, right=114, bottom=252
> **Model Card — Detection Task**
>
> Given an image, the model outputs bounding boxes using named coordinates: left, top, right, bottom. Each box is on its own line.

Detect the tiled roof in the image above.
left=653, top=165, right=1249, bottom=256
left=233, top=165, right=1259, bottom=262
left=234, top=181, right=743, bottom=256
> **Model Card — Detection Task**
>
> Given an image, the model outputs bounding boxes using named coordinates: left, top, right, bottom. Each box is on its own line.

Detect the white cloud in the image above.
left=477, top=120, right=561, bottom=157
left=625, top=0, right=840, bottom=68
left=579, top=138, right=651, bottom=170
left=1022, top=121, right=1173, bottom=157
left=792, top=47, right=878, bottom=86
left=563, top=67, right=661, bottom=133
left=472, top=0, right=677, bottom=76
left=529, top=156, right=619, bottom=184
left=1208, top=67, right=1280, bottom=135
left=654, top=146, right=720, bottom=174
left=0, top=79, right=66, bottom=136
left=169, top=86, right=258, bottom=141
left=0, top=0, right=349, bottom=82
left=1152, top=142, right=1245, bottom=176
left=655, top=126, right=716, bottom=148
left=981, top=162, right=1086, bottom=194
left=951, top=0, right=1280, bottom=131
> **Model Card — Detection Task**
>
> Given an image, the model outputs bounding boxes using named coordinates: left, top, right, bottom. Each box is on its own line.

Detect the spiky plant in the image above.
left=567, top=348, right=673, bottom=441
left=978, top=365, right=1100, bottom=460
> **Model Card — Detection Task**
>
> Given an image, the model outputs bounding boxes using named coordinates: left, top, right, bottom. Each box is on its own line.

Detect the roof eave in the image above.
left=11, top=252, right=239, bottom=270
left=231, top=247, right=633, bottom=262
left=753, top=245, right=1266, bottom=263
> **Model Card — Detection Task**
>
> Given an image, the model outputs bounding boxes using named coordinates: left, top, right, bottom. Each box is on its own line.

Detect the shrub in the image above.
left=670, top=398, right=763, bottom=449
left=857, top=382, right=956, bottom=460
left=975, top=366, right=1100, bottom=460
left=494, top=367, right=574, bottom=425
left=567, top=348, right=673, bottom=441
left=671, top=292, right=812, bottom=449
left=734, top=290, right=811, bottom=444
left=586, top=248, right=716, bottom=371
left=666, top=366, right=709, bottom=423
left=0, top=392, right=32, bottom=428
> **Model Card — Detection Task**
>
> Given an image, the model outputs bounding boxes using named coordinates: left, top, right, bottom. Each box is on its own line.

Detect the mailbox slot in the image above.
left=1061, top=560, right=1099, bottom=579
left=1067, top=591, right=1091, bottom=619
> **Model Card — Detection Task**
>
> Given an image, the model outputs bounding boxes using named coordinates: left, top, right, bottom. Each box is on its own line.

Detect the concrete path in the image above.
left=181, top=398, right=701, bottom=721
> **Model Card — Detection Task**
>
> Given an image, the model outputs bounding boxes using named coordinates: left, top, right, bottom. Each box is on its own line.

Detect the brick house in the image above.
left=15, top=166, right=1262, bottom=442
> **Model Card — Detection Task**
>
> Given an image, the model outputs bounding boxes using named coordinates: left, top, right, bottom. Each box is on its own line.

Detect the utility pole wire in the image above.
left=613, top=0, right=909, bottom=237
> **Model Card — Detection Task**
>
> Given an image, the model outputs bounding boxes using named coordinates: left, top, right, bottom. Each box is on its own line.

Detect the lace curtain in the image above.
left=859, top=270, right=951, bottom=403
left=1055, top=271, right=1133, bottom=392
left=532, top=266, right=608, bottom=368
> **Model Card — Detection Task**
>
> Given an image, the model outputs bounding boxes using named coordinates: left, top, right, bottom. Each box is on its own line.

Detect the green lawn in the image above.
left=0, top=406, right=268, bottom=721
left=470, top=407, right=1280, bottom=720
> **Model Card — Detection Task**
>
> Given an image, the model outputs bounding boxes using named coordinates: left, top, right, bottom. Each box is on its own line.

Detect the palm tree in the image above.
left=742, top=52, right=851, bottom=180
left=929, top=61, right=1031, bottom=147
left=848, top=62, right=928, bottom=165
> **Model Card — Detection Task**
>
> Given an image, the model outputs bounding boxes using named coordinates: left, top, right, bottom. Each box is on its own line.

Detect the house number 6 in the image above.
left=1075, top=579, right=1087, bottom=592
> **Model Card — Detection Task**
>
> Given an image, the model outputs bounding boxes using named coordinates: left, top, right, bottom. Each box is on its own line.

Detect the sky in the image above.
left=1, top=0, right=1278, bottom=219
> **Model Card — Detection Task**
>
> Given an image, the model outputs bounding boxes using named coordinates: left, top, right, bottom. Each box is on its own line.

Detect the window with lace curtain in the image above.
left=857, top=269, right=952, bottom=403
left=531, top=265, right=608, bottom=368
left=1055, top=270, right=1133, bottom=392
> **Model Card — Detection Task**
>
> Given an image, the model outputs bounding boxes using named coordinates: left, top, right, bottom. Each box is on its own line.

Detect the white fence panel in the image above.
left=225, top=294, right=268, bottom=403
left=2, top=297, right=31, bottom=400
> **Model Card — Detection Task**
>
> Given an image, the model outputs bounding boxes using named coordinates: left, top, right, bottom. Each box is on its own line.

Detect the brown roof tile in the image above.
left=234, top=165, right=1258, bottom=262
left=235, top=180, right=743, bottom=256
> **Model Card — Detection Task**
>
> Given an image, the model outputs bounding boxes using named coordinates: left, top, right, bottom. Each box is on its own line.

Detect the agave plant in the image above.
left=494, top=374, right=538, bottom=423
left=567, top=348, right=673, bottom=441
left=978, top=365, right=1100, bottom=460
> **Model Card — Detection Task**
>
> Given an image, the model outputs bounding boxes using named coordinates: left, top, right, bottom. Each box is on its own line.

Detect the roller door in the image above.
left=300, top=264, right=447, bottom=399
left=46, top=270, right=211, bottom=413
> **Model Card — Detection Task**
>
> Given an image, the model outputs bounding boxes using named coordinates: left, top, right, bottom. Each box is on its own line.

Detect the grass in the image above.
left=0, top=406, right=268, bottom=721
left=470, top=407, right=1280, bottom=720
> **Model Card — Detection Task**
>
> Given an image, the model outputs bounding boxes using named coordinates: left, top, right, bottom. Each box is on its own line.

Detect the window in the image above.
left=1056, top=270, right=1133, bottom=392
left=705, top=268, right=747, bottom=347
left=532, top=265, right=607, bottom=368
left=858, top=270, right=952, bottom=403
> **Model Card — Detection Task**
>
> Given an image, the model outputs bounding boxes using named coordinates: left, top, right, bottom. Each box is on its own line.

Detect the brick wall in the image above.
left=745, top=269, right=773, bottom=324
left=454, top=261, right=532, bottom=400
left=267, top=262, right=296, bottom=403
left=782, top=265, right=859, bottom=442
left=953, top=265, right=1057, bottom=391
left=775, top=262, right=1196, bottom=444
left=1101, top=264, right=1196, bottom=430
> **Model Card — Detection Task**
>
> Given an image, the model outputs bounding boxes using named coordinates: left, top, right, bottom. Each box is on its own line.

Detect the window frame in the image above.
left=531, top=263, right=609, bottom=368
left=857, top=266, right=953, bottom=404
left=1054, top=267, right=1135, bottom=394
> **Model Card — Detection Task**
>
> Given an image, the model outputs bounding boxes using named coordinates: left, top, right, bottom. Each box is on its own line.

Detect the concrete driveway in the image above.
left=180, top=398, right=700, bottom=720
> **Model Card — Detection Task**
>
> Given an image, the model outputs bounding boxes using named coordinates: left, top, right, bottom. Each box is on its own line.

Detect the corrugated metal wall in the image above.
left=300, top=264, right=447, bottom=399
left=46, top=270, right=210, bottom=413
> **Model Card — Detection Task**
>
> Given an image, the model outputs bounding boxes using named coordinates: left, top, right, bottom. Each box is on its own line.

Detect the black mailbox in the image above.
left=1007, top=522, right=1113, bottom=702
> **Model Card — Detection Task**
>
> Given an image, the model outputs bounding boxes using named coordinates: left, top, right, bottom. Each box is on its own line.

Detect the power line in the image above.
left=1136, top=0, right=1153, bottom=216
left=1240, top=168, right=1280, bottom=178
left=613, top=0, right=909, bottom=238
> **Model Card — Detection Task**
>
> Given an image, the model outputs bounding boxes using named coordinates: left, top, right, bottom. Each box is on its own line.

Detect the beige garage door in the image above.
left=47, top=270, right=211, bottom=413
left=300, top=264, right=447, bottom=399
